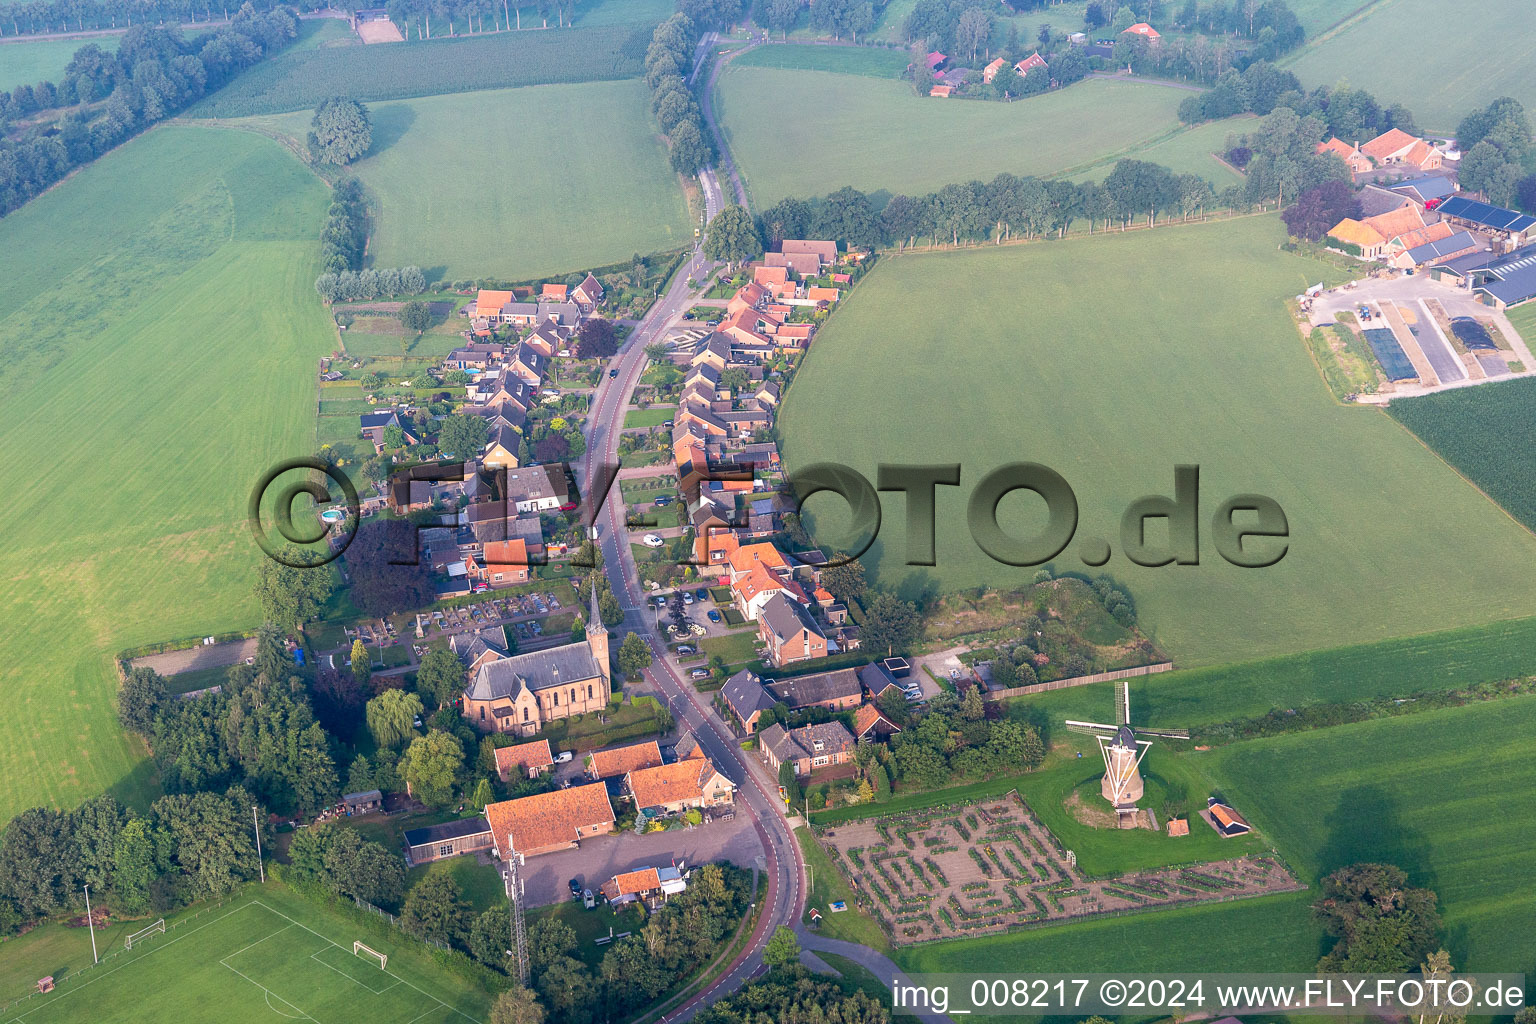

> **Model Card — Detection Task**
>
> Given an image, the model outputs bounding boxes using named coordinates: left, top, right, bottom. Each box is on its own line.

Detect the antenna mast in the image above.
left=505, top=844, right=529, bottom=985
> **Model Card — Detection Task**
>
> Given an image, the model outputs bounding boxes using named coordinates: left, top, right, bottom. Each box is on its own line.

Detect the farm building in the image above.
left=720, top=670, right=777, bottom=735
left=1359, top=128, right=1442, bottom=172
left=1388, top=175, right=1456, bottom=206
left=768, top=667, right=861, bottom=711
left=1122, top=22, right=1161, bottom=44
left=759, top=721, right=856, bottom=776
left=625, top=756, right=734, bottom=815
left=1434, top=197, right=1535, bottom=251
left=341, top=790, right=382, bottom=815
left=587, top=739, right=664, bottom=780
left=484, top=784, right=615, bottom=858
left=1206, top=798, right=1252, bottom=837
left=403, top=816, right=493, bottom=865
left=1389, top=229, right=1483, bottom=270
left=1314, top=138, right=1372, bottom=177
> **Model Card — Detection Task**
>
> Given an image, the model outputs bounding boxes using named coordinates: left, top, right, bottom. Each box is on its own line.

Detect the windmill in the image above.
left=1065, top=681, right=1190, bottom=818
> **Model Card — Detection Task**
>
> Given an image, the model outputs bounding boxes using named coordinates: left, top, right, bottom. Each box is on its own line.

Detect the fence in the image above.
left=352, top=896, right=450, bottom=952
left=0, top=894, right=242, bottom=1016
left=982, top=662, right=1174, bottom=701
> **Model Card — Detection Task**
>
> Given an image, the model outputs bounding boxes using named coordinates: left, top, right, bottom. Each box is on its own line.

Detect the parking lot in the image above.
left=518, top=810, right=762, bottom=907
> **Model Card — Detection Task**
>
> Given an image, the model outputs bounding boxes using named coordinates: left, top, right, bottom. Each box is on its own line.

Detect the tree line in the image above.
left=644, top=11, right=715, bottom=176
left=0, top=0, right=289, bottom=36
left=0, top=4, right=298, bottom=217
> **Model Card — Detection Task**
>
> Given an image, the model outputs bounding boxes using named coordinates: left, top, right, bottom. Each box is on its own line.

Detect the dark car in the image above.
left=609, top=368, right=619, bottom=378
left=708, top=609, right=722, bottom=623
left=694, top=588, right=708, bottom=600
left=654, top=495, right=674, bottom=506
left=569, top=877, right=583, bottom=898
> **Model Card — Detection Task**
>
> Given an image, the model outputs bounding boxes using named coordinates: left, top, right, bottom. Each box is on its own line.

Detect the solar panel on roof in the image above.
left=1439, top=196, right=1536, bottom=233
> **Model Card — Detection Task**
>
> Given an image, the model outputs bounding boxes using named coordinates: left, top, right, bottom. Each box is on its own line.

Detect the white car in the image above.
left=555, top=751, right=573, bottom=764
left=642, top=534, right=665, bottom=547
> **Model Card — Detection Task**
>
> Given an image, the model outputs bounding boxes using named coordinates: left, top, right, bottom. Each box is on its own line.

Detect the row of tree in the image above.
left=318, top=176, right=369, bottom=274
left=315, top=265, right=430, bottom=303
left=0, top=788, right=262, bottom=933
left=0, top=0, right=289, bottom=37
left=645, top=12, right=715, bottom=175
left=1455, top=97, right=1536, bottom=211
left=380, top=0, right=577, bottom=39
left=0, top=8, right=298, bottom=217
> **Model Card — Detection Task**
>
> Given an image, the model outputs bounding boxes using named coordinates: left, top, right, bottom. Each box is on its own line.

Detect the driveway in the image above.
left=131, top=638, right=256, bottom=676
left=521, top=811, right=761, bottom=908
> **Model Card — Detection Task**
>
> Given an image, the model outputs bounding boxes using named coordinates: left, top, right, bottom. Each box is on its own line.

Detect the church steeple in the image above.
left=587, top=576, right=611, bottom=686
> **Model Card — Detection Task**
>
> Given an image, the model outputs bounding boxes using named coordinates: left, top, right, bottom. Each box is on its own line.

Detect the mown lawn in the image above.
left=1284, top=0, right=1536, bottom=132
left=404, top=855, right=505, bottom=914
left=623, top=406, right=676, bottom=428
left=237, top=79, right=690, bottom=282
left=795, top=827, right=892, bottom=954
left=0, top=124, right=334, bottom=822
left=1205, top=696, right=1536, bottom=972
left=715, top=72, right=1187, bottom=205
left=776, top=215, right=1536, bottom=666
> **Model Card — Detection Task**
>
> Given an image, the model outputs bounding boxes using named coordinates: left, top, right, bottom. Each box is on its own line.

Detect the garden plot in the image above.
left=814, top=793, right=1298, bottom=944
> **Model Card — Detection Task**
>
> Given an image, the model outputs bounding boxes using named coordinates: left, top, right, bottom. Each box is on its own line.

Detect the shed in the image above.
left=341, top=790, right=383, bottom=815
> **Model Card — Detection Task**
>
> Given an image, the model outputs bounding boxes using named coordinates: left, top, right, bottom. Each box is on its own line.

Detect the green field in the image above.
left=1065, top=116, right=1251, bottom=185
left=1388, top=377, right=1536, bottom=531
left=0, top=124, right=333, bottom=821
left=190, top=23, right=651, bottom=118
left=0, top=37, right=115, bottom=91
left=1206, top=696, right=1536, bottom=971
left=776, top=216, right=1536, bottom=666
left=238, top=79, right=689, bottom=281
left=1284, top=0, right=1536, bottom=132
left=731, top=43, right=908, bottom=77
left=623, top=405, right=676, bottom=428
left=8, top=886, right=491, bottom=1023
left=1014, top=613, right=1536, bottom=734
left=715, top=71, right=1186, bottom=205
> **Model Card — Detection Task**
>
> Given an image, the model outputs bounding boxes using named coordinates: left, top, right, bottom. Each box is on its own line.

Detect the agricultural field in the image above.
left=0, top=36, right=115, bottom=90
left=714, top=71, right=1186, bottom=205
left=1017, top=612, right=1536, bottom=733
left=1284, top=0, right=1536, bottom=132
left=1387, top=378, right=1536, bottom=531
left=6, top=884, right=491, bottom=1023
left=573, top=0, right=673, bottom=26
left=1206, top=696, right=1536, bottom=971
left=0, top=124, right=334, bottom=822
left=1064, top=116, right=1250, bottom=186
left=190, top=22, right=651, bottom=118
left=237, top=79, right=690, bottom=281
left=776, top=216, right=1536, bottom=667
left=730, top=42, right=908, bottom=77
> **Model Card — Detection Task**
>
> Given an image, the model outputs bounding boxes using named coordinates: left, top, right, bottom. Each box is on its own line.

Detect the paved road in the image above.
left=577, top=234, right=804, bottom=1024
left=797, top=934, right=954, bottom=1023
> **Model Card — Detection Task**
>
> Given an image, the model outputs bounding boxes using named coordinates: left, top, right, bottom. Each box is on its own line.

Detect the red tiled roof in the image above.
left=484, top=785, right=614, bottom=854
left=588, top=740, right=663, bottom=779
left=494, top=739, right=553, bottom=778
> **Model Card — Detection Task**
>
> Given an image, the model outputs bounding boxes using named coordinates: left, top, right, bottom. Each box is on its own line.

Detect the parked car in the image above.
left=690, top=668, right=711, bottom=679
left=642, top=534, right=665, bottom=547
left=676, top=645, right=696, bottom=655
left=654, top=495, right=674, bottom=506
left=654, top=595, right=667, bottom=607
left=695, top=588, right=708, bottom=601
left=555, top=750, right=573, bottom=763
left=708, top=609, right=722, bottom=623
left=569, top=877, right=583, bottom=898
left=682, top=591, right=694, bottom=604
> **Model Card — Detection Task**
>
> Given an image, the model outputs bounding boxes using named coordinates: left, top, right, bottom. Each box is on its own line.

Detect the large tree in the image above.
left=345, top=519, right=436, bottom=617
left=1281, top=179, right=1361, bottom=242
left=859, top=593, right=921, bottom=657
left=254, top=556, right=335, bottom=632
left=365, top=688, right=422, bottom=750
left=1313, top=863, right=1441, bottom=972
left=616, top=632, right=653, bottom=679
left=117, top=665, right=168, bottom=736
left=703, top=204, right=762, bottom=267
left=308, top=97, right=372, bottom=165
left=415, top=647, right=466, bottom=709
left=820, top=556, right=866, bottom=605
left=438, top=414, right=490, bottom=460
left=401, top=873, right=470, bottom=945
left=762, top=925, right=800, bottom=969
left=401, top=730, right=465, bottom=807
left=575, top=317, right=619, bottom=360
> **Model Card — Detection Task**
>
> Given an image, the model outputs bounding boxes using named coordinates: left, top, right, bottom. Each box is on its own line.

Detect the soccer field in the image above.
left=10, top=895, right=486, bottom=1024
left=776, top=216, right=1536, bottom=666
left=237, top=79, right=691, bottom=282
left=714, top=71, right=1187, bottom=206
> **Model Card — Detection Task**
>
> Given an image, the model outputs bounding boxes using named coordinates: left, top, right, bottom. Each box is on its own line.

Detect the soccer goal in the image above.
left=353, top=942, right=387, bottom=969
left=125, top=919, right=165, bottom=949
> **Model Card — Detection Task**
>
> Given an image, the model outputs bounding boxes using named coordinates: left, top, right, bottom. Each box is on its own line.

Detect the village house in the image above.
left=852, top=703, right=902, bottom=741
left=485, top=784, right=616, bottom=858
left=587, top=739, right=665, bottom=780
left=757, top=591, right=828, bottom=668
left=1013, top=52, right=1047, bottom=76
left=600, top=864, right=686, bottom=907
left=571, top=272, right=604, bottom=313
left=758, top=721, right=856, bottom=776
left=720, top=670, right=777, bottom=735
left=625, top=756, right=735, bottom=815
left=982, top=56, right=1007, bottom=82
left=1122, top=22, right=1160, bottom=44
left=494, top=738, right=555, bottom=781
left=461, top=588, right=609, bottom=736
left=443, top=342, right=505, bottom=370
left=359, top=410, right=419, bottom=452
left=768, top=666, right=862, bottom=711
left=466, top=538, right=531, bottom=587
left=481, top=422, right=521, bottom=470
left=540, top=283, right=568, bottom=302
left=1314, top=137, right=1373, bottom=177
left=501, top=465, right=570, bottom=513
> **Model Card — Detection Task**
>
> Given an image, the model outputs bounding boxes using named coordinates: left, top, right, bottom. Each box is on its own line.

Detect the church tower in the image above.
left=586, top=580, right=611, bottom=686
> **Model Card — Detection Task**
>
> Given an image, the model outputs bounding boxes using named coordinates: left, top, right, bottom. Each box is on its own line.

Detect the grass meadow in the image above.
left=714, top=71, right=1186, bottom=205
left=0, top=37, right=115, bottom=91
left=238, top=79, right=690, bottom=282
left=776, top=216, right=1536, bottom=666
left=5, top=884, right=491, bottom=1023
left=1284, top=0, right=1536, bottom=132
left=0, top=124, right=333, bottom=822
left=1065, top=115, right=1251, bottom=185
left=1205, top=696, right=1536, bottom=972
left=730, top=42, right=909, bottom=77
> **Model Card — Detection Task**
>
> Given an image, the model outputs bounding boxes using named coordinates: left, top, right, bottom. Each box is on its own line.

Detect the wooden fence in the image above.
left=982, top=662, right=1174, bottom=701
